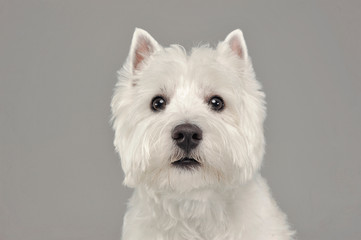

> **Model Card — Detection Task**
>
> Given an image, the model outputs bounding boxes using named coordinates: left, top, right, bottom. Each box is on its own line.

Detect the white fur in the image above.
left=111, top=28, right=295, bottom=240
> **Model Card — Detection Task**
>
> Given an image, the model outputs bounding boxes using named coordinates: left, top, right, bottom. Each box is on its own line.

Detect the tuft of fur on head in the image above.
left=111, top=28, right=266, bottom=193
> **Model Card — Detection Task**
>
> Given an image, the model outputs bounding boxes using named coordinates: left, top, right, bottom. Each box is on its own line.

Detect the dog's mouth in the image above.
left=171, top=157, right=201, bottom=169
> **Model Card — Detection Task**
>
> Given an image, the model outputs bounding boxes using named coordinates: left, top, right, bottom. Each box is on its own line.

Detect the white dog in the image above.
left=111, top=28, right=294, bottom=240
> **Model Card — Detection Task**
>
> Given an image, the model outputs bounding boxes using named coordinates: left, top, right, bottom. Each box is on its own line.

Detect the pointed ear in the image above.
left=223, top=29, right=249, bottom=61
left=129, top=28, right=161, bottom=72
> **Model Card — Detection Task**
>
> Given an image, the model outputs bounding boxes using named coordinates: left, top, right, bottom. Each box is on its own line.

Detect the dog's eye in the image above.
left=151, top=96, right=166, bottom=111
left=208, top=96, right=224, bottom=111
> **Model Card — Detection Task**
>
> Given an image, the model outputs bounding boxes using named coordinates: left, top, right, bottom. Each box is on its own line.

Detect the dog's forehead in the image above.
left=143, top=46, right=239, bottom=96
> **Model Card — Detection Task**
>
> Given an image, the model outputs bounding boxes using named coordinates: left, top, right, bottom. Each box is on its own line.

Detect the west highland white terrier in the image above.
left=111, top=28, right=294, bottom=240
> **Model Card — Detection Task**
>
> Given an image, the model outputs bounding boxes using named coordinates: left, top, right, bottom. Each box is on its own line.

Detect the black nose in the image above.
left=172, top=124, right=203, bottom=153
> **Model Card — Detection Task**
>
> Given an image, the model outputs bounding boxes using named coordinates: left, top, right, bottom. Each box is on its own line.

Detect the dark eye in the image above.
left=208, top=96, right=224, bottom=111
left=151, top=96, right=166, bottom=111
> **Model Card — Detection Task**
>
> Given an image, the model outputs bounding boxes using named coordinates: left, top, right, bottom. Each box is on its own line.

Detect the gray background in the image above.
left=1, top=0, right=360, bottom=239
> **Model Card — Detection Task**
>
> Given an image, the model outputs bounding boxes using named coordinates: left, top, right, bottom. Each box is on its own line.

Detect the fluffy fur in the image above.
left=111, top=28, right=294, bottom=240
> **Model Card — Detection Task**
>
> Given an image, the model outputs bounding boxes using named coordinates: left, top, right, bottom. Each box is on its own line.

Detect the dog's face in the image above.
left=111, top=29, right=266, bottom=192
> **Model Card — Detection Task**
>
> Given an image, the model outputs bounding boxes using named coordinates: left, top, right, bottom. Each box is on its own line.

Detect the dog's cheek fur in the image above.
left=112, top=91, right=172, bottom=187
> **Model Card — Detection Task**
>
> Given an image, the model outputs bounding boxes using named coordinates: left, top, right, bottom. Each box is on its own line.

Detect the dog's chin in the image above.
left=171, top=157, right=201, bottom=170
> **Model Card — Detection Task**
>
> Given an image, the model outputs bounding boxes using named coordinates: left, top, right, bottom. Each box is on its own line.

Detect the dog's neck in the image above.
left=131, top=185, right=241, bottom=239
left=137, top=185, right=237, bottom=220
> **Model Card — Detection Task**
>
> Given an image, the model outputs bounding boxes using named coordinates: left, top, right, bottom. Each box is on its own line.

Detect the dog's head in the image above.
left=111, top=29, right=266, bottom=192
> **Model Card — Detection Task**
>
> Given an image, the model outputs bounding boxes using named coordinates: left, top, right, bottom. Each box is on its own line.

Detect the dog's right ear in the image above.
left=219, top=29, right=249, bottom=63
left=128, top=28, right=161, bottom=73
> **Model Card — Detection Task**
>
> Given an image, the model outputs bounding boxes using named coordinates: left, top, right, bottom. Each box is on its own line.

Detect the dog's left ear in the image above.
left=128, top=28, right=161, bottom=73
left=222, top=29, right=249, bottom=61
